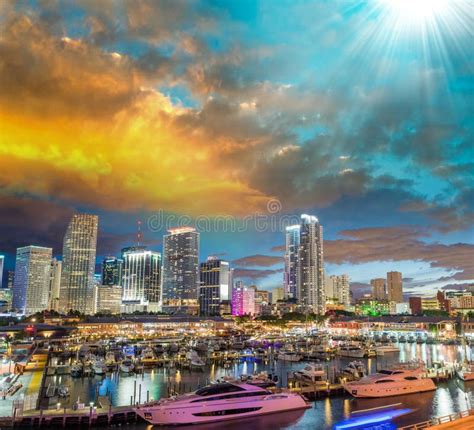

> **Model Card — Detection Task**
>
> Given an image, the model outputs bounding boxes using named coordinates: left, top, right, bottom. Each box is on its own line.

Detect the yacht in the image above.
left=120, top=358, right=135, bottom=374
left=187, top=350, right=206, bottom=369
left=70, top=362, right=83, bottom=378
left=338, top=345, right=366, bottom=358
left=140, top=348, right=160, bottom=367
left=375, top=344, right=401, bottom=356
left=135, top=382, right=310, bottom=425
left=277, top=351, right=302, bottom=362
left=341, top=361, right=366, bottom=380
left=293, top=364, right=326, bottom=384
left=456, top=362, right=474, bottom=381
left=343, top=364, right=436, bottom=398
left=92, top=359, right=107, bottom=375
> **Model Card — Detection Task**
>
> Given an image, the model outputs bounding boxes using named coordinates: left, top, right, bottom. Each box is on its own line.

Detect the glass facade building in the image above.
left=199, top=257, right=230, bottom=316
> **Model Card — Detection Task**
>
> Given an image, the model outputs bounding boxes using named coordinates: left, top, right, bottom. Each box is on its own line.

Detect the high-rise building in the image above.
left=325, top=274, right=350, bottom=306
left=0, top=255, right=4, bottom=289
left=231, top=281, right=255, bottom=316
left=162, top=227, right=200, bottom=314
left=371, top=278, right=387, bottom=300
left=12, top=246, right=52, bottom=315
left=298, top=214, right=325, bottom=314
left=272, top=287, right=285, bottom=303
left=387, top=271, right=403, bottom=303
left=48, top=259, right=62, bottom=311
left=59, top=214, right=98, bottom=314
left=94, top=285, right=122, bottom=314
left=284, top=225, right=300, bottom=300
left=102, top=257, right=123, bottom=286
left=251, top=287, right=271, bottom=315
left=199, top=256, right=230, bottom=316
left=121, top=246, right=160, bottom=310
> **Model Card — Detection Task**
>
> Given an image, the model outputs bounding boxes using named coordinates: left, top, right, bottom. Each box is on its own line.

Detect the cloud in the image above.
left=325, top=226, right=474, bottom=281
left=233, top=268, right=284, bottom=280
left=232, top=254, right=283, bottom=267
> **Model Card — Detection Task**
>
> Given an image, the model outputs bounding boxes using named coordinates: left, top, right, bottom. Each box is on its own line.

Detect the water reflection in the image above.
left=53, top=343, right=474, bottom=430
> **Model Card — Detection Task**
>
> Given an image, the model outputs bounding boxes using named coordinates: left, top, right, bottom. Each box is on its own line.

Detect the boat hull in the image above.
left=136, top=393, right=310, bottom=425
left=343, top=378, right=436, bottom=398
left=457, top=371, right=474, bottom=381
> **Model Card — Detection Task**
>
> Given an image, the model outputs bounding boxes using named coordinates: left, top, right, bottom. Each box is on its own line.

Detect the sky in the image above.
left=0, top=0, right=473, bottom=298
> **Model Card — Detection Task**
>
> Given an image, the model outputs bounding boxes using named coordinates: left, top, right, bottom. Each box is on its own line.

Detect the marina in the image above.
left=0, top=333, right=473, bottom=429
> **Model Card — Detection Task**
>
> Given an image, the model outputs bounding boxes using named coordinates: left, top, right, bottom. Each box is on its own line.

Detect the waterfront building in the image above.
left=59, top=214, right=98, bottom=315
left=76, top=315, right=235, bottom=338
left=0, top=288, right=12, bottom=312
left=102, top=256, right=123, bottom=286
left=325, top=274, right=350, bottom=306
left=0, top=255, right=4, bottom=289
left=48, top=258, right=62, bottom=311
left=371, top=278, right=387, bottom=300
left=121, top=246, right=161, bottom=311
left=94, top=284, right=122, bottom=314
left=387, top=271, right=403, bottom=303
left=284, top=225, right=300, bottom=300
left=231, top=282, right=255, bottom=316
left=408, top=297, right=441, bottom=315
left=272, top=286, right=285, bottom=302
left=162, top=227, right=200, bottom=314
left=254, top=288, right=271, bottom=315
left=355, top=297, right=391, bottom=316
left=445, top=290, right=474, bottom=308
left=12, top=246, right=52, bottom=315
left=199, top=256, right=230, bottom=316
left=298, top=214, right=325, bottom=314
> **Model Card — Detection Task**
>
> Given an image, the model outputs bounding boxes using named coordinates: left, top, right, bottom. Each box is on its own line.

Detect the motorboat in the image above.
left=58, top=385, right=69, bottom=397
left=70, top=362, right=83, bottom=378
left=140, top=348, right=160, bottom=367
left=277, top=351, right=302, bottom=362
left=341, top=361, right=366, bottom=380
left=398, top=335, right=406, bottom=343
left=456, top=362, right=474, bottom=381
left=240, top=371, right=277, bottom=388
left=375, top=344, right=401, bottom=356
left=187, top=350, right=205, bottom=370
left=120, top=358, right=135, bottom=374
left=293, top=364, right=326, bottom=384
left=338, top=345, right=366, bottom=358
left=135, top=382, right=310, bottom=425
left=92, top=359, right=107, bottom=375
left=343, top=363, right=436, bottom=398
left=416, top=336, right=425, bottom=344
left=105, top=352, right=116, bottom=371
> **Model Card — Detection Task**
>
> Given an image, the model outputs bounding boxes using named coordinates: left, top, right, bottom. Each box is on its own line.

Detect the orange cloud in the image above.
left=0, top=15, right=271, bottom=216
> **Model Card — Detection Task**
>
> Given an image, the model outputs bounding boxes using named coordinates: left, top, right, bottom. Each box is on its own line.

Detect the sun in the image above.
left=379, top=0, right=453, bottom=28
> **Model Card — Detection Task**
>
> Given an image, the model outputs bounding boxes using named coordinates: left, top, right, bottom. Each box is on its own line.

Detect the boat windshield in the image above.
left=195, top=383, right=245, bottom=396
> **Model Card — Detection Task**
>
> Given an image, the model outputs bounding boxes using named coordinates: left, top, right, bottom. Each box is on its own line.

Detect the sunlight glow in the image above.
left=381, top=0, right=450, bottom=23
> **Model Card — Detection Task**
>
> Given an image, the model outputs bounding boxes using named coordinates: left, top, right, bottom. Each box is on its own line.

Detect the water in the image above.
left=47, top=343, right=474, bottom=429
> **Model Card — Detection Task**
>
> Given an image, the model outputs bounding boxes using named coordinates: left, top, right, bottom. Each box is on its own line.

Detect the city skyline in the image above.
left=0, top=1, right=472, bottom=299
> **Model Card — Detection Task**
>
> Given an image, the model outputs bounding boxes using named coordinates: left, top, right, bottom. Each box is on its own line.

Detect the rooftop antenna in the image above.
left=137, top=220, right=142, bottom=247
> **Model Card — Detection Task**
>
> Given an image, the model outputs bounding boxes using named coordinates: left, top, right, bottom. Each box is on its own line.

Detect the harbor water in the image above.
left=46, top=342, right=473, bottom=429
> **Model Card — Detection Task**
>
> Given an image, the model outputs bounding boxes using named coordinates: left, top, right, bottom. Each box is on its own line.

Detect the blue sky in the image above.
left=0, top=0, right=472, bottom=297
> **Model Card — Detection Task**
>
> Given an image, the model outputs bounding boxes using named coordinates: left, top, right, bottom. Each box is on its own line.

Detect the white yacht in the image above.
left=338, top=345, right=366, bottom=358
left=277, top=351, right=302, bottom=362
left=120, top=358, right=135, bottom=374
left=375, top=344, right=401, bottom=356
left=456, top=362, right=474, bottom=381
left=92, top=359, right=107, bottom=375
left=293, top=364, right=326, bottom=383
left=135, top=382, right=310, bottom=425
left=187, top=350, right=205, bottom=369
left=343, top=364, right=436, bottom=398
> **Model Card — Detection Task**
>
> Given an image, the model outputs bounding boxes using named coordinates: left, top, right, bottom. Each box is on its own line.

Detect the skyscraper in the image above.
left=326, top=274, right=350, bottom=306
left=298, top=214, right=325, bottom=314
left=59, top=214, right=98, bottom=314
left=199, top=256, right=230, bottom=316
left=0, top=255, right=4, bottom=289
left=48, top=258, right=62, bottom=311
left=102, top=256, right=123, bottom=286
left=371, top=278, right=387, bottom=300
left=162, top=227, right=200, bottom=314
left=387, top=271, right=403, bottom=303
left=284, top=225, right=300, bottom=300
left=121, top=246, right=161, bottom=310
left=12, top=246, right=52, bottom=314
left=231, top=281, right=255, bottom=316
